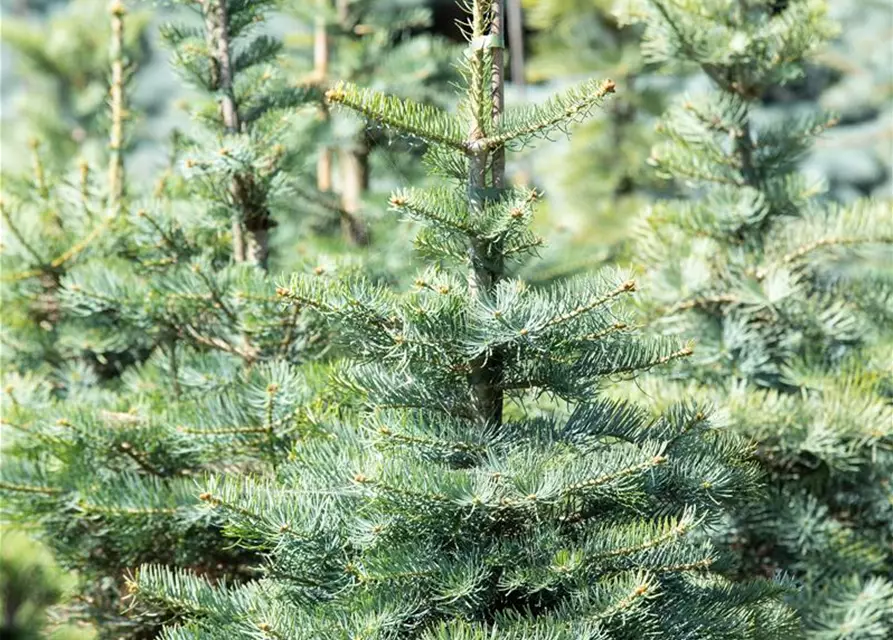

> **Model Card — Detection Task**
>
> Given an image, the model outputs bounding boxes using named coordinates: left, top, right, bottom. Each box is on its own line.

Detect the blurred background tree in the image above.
left=616, top=0, right=893, bottom=636
left=0, top=531, right=94, bottom=640
left=520, top=0, right=670, bottom=267
left=0, top=0, right=152, bottom=170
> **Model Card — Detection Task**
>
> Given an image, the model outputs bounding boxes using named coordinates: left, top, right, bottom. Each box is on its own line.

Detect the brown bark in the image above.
left=204, top=0, right=272, bottom=269
left=338, top=145, right=371, bottom=245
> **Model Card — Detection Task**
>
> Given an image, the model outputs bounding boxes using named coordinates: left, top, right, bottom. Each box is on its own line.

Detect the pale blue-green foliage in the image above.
left=132, top=401, right=794, bottom=638
left=121, top=2, right=799, bottom=638
left=280, top=266, right=691, bottom=411
left=623, top=1, right=893, bottom=637
left=157, top=0, right=319, bottom=245
left=616, top=0, right=837, bottom=85
left=0, top=354, right=332, bottom=636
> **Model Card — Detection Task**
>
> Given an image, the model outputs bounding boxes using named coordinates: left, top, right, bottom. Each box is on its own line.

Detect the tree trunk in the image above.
left=467, top=0, right=506, bottom=427
left=339, top=143, right=371, bottom=246
left=204, top=0, right=271, bottom=269
left=315, top=0, right=333, bottom=195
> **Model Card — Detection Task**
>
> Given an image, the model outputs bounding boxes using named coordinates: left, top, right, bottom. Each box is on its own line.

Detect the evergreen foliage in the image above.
left=3, top=1, right=890, bottom=638
left=120, top=2, right=799, bottom=637
left=2, top=1, right=327, bottom=636
left=156, top=0, right=320, bottom=268
left=617, top=1, right=893, bottom=636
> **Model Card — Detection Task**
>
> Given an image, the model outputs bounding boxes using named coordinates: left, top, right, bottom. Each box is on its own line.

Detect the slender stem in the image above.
left=28, top=138, right=49, bottom=202
left=78, top=158, right=93, bottom=217
left=265, top=384, right=279, bottom=470
left=506, top=0, right=525, bottom=92
left=467, top=0, right=506, bottom=428
left=167, top=338, right=181, bottom=400
left=506, top=0, right=531, bottom=184
left=1, top=199, right=47, bottom=267
left=108, top=1, right=127, bottom=215
left=118, top=442, right=165, bottom=477
left=490, top=0, right=506, bottom=189
left=203, top=0, right=275, bottom=268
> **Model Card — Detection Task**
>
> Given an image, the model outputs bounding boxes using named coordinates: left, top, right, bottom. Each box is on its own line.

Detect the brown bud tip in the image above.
left=109, top=0, right=126, bottom=16
left=279, top=524, right=290, bottom=533
left=275, top=286, right=289, bottom=297
left=258, top=622, right=271, bottom=632
left=438, top=285, right=450, bottom=294
left=603, top=79, right=617, bottom=93
left=266, top=383, right=279, bottom=394
left=389, top=195, right=407, bottom=207
left=634, top=584, right=649, bottom=596
left=313, top=266, right=325, bottom=275
left=519, top=328, right=529, bottom=336
left=353, top=473, right=368, bottom=483
left=136, top=209, right=146, bottom=217
left=324, top=86, right=346, bottom=103
left=652, top=455, right=668, bottom=465
left=198, top=492, right=212, bottom=501
left=680, top=347, right=694, bottom=356
left=623, top=280, right=637, bottom=291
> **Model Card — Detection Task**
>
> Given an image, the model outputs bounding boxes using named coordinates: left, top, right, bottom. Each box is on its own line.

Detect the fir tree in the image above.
left=616, top=0, right=893, bottom=636
left=156, top=0, right=320, bottom=268
left=1, top=2, right=331, bottom=636
left=1, top=0, right=139, bottom=381
left=126, top=1, right=798, bottom=637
